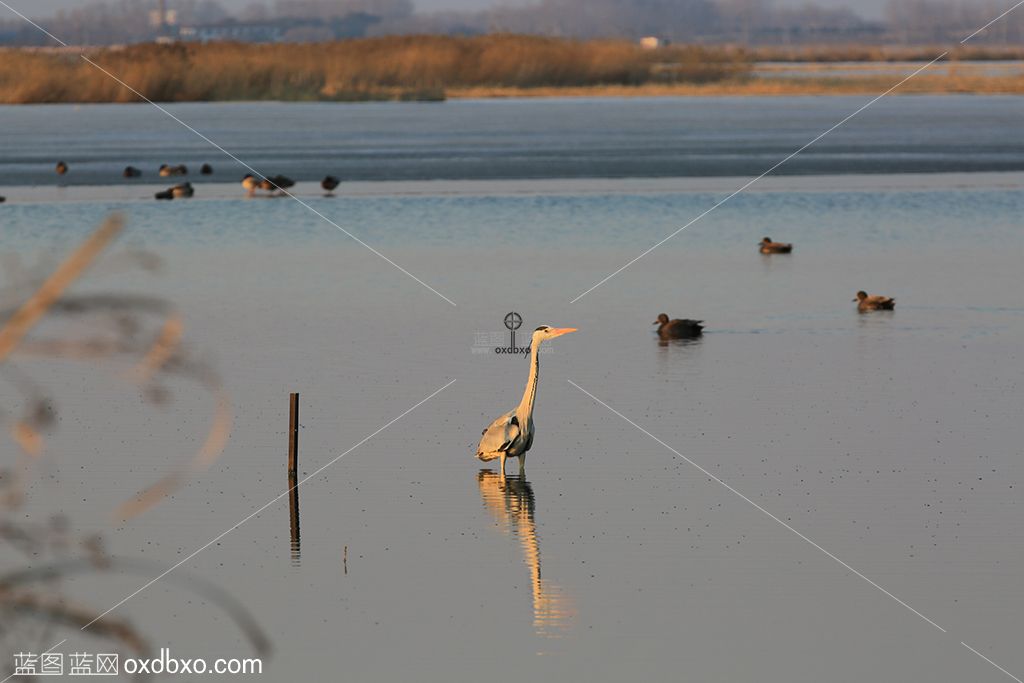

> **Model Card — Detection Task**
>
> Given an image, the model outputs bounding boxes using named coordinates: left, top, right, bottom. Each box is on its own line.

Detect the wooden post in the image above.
left=287, top=392, right=299, bottom=474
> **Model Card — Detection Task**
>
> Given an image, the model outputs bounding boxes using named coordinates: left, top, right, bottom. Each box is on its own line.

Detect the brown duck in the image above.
left=654, top=313, right=704, bottom=339
left=854, top=291, right=895, bottom=312
left=759, top=237, right=792, bottom=254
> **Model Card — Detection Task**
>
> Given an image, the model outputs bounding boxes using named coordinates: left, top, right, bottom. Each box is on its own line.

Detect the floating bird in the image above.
left=0, top=196, right=6, bottom=203
left=854, top=290, right=895, bottom=312
left=55, top=161, right=68, bottom=175
left=259, top=175, right=295, bottom=194
left=242, top=174, right=260, bottom=196
left=200, top=163, right=213, bottom=175
left=171, top=182, right=194, bottom=198
left=159, top=164, right=188, bottom=177
left=154, top=182, right=193, bottom=200
left=476, top=325, right=577, bottom=475
left=654, top=313, right=703, bottom=339
left=123, top=166, right=142, bottom=178
left=759, top=237, right=793, bottom=254
left=321, top=175, right=340, bottom=195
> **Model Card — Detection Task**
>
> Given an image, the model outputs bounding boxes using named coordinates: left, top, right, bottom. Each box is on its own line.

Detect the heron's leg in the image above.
left=499, top=452, right=507, bottom=476
left=518, top=452, right=526, bottom=475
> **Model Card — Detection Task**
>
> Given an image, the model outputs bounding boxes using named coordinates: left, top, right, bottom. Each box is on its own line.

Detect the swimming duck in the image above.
left=321, top=175, right=340, bottom=194
left=171, top=182, right=194, bottom=198
left=0, top=196, right=6, bottom=203
left=123, top=166, right=142, bottom=178
left=259, top=175, right=295, bottom=193
left=154, top=188, right=174, bottom=200
left=159, top=164, right=188, bottom=177
left=242, top=174, right=260, bottom=196
left=55, top=161, right=68, bottom=175
left=654, top=313, right=704, bottom=339
left=759, top=237, right=792, bottom=254
left=200, top=163, right=213, bottom=175
left=854, top=291, right=895, bottom=312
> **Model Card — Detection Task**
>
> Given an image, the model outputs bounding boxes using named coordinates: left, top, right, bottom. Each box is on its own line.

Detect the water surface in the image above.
left=1, top=100, right=1023, bottom=683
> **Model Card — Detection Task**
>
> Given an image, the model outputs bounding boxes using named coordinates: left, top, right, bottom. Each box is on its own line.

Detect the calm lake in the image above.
left=2, top=97, right=1023, bottom=682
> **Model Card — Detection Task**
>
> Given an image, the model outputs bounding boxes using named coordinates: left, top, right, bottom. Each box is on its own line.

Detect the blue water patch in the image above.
left=2, top=186, right=1022, bottom=252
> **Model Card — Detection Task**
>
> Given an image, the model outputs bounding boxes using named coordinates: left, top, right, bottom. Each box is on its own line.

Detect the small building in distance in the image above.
left=177, top=14, right=381, bottom=44
left=179, top=20, right=284, bottom=43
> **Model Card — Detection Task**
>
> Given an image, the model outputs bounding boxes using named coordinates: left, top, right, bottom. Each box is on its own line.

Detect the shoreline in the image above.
left=446, top=72, right=1024, bottom=98
left=2, top=76, right=1024, bottom=106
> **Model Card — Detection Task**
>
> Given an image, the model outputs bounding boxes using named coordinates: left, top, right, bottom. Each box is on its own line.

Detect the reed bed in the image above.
left=0, top=35, right=750, bottom=103
left=4, top=36, right=1023, bottom=103
left=748, top=43, right=1024, bottom=63
left=447, top=72, right=1024, bottom=98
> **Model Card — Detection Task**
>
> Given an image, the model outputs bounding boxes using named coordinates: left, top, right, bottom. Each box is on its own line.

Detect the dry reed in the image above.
left=1, top=216, right=265, bottom=671
left=0, top=35, right=751, bottom=103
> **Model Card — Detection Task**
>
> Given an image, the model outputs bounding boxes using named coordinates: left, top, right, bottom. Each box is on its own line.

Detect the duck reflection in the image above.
left=477, top=470, right=574, bottom=637
left=657, top=335, right=704, bottom=348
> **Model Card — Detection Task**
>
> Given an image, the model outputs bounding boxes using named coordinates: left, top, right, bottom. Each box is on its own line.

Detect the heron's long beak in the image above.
left=550, top=327, right=577, bottom=338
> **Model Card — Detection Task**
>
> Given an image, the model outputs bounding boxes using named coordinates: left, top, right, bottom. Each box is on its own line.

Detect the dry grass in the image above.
left=0, top=35, right=750, bottom=103
left=747, top=44, right=1024, bottom=63
left=4, top=37, right=1024, bottom=103
left=449, top=71, right=1024, bottom=98
left=1, top=216, right=267, bottom=671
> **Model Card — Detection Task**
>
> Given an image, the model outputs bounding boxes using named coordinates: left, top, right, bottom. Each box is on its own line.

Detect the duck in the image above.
left=321, top=175, right=340, bottom=194
left=654, top=313, right=704, bottom=339
left=759, top=237, right=792, bottom=254
left=242, top=174, right=261, bottom=196
left=259, top=175, right=295, bottom=194
left=154, top=188, right=174, bottom=200
left=171, top=182, right=194, bottom=198
left=159, top=164, right=188, bottom=177
left=0, top=196, right=6, bottom=203
left=854, top=290, right=895, bottom=312
left=55, top=161, right=68, bottom=175
left=200, top=163, right=213, bottom=175
left=123, top=166, right=142, bottom=178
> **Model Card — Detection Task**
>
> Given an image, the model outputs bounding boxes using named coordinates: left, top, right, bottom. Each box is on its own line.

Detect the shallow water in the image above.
left=2, top=100, right=1024, bottom=682
left=3, top=95, right=1024, bottom=188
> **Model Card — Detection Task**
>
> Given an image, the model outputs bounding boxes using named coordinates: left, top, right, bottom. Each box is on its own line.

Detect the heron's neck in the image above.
left=516, top=341, right=541, bottom=419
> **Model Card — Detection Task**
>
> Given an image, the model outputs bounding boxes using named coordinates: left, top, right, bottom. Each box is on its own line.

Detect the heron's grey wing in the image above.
left=477, top=410, right=520, bottom=456
left=522, top=424, right=534, bottom=452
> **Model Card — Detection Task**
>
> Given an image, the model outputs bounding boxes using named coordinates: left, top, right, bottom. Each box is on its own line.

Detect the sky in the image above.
left=1, top=0, right=983, bottom=21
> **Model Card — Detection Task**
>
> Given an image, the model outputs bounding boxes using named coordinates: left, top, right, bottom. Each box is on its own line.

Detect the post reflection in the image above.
left=477, top=470, right=574, bottom=637
left=288, top=473, right=300, bottom=567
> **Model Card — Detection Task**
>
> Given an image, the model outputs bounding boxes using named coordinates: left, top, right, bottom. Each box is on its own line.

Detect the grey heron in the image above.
left=476, top=325, right=576, bottom=474
left=654, top=313, right=703, bottom=340
left=854, top=290, right=895, bottom=312
left=759, top=237, right=793, bottom=254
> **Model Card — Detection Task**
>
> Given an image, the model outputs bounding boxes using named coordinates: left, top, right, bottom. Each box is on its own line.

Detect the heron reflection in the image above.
left=477, top=470, right=574, bottom=637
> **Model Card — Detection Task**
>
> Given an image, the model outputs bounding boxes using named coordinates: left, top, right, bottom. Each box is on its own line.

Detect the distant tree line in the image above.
left=0, top=0, right=1022, bottom=46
